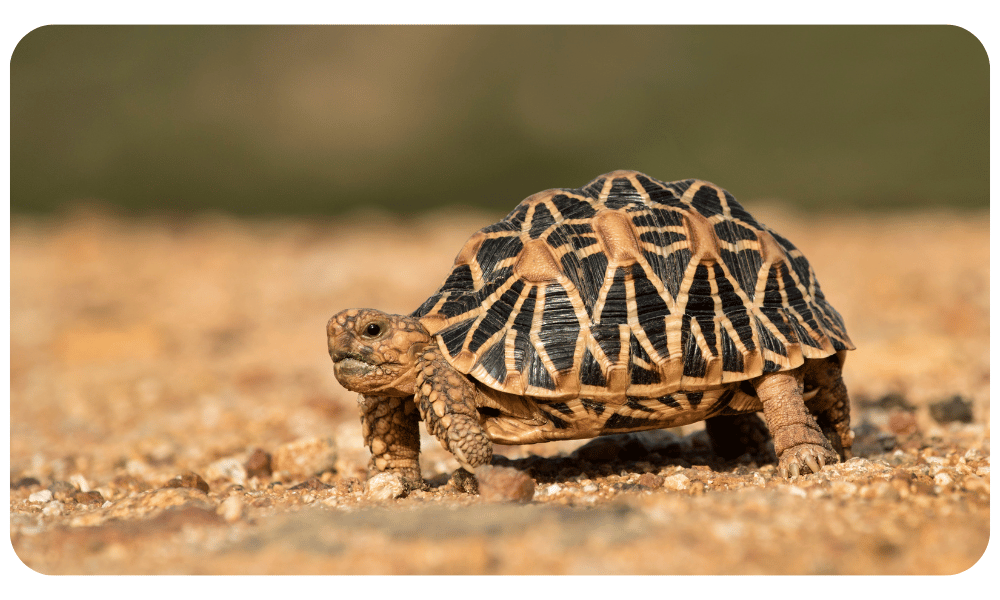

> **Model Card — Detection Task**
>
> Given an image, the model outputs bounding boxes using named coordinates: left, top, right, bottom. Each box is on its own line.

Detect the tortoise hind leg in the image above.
left=804, top=354, right=854, bottom=460
left=705, top=412, right=774, bottom=463
left=755, top=368, right=839, bottom=477
left=359, top=394, right=423, bottom=489
left=415, top=345, right=493, bottom=478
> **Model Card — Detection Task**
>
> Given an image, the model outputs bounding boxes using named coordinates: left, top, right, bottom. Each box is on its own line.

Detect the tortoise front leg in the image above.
left=414, top=344, right=492, bottom=474
left=755, top=369, right=839, bottom=477
left=359, top=394, right=423, bottom=487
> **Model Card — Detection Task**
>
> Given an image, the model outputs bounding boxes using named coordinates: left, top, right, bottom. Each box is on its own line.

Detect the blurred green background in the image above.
left=11, top=25, right=988, bottom=216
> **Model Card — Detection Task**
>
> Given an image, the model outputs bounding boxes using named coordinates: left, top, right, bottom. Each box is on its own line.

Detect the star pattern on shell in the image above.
left=412, top=170, right=853, bottom=405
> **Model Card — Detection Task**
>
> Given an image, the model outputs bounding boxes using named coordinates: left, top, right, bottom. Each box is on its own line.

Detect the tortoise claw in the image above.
left=778, top=444, right=839, bottom=478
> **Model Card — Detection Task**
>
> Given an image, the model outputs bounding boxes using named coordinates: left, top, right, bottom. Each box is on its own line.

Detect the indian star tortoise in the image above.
left=328, top=170, right=854, bottom=490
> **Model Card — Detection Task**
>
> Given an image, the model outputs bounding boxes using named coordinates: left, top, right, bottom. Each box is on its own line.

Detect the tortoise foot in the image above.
left=778, top=443, right=840, bottom=477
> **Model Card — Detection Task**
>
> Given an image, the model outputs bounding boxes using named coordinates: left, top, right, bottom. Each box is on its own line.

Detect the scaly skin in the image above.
left=358, top=394, right=423, bottom=488
left=413, top=344, right=492, bottom=472
left=705, top=354, right=853, bottom=466
left=803, top=353, right=854, bottom=459
left=755, top=369, right=840, bottom=477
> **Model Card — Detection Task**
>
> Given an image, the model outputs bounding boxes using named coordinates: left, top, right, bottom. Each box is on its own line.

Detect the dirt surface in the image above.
left=9, top=206, right=990, bottom=575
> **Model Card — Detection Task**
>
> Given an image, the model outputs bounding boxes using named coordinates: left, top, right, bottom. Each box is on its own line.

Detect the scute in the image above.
left=416, top=170, right=854, bottom=401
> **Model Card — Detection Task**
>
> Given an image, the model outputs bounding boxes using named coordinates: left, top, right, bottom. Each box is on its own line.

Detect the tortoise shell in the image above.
left=412, top=170, right=853, bottom=401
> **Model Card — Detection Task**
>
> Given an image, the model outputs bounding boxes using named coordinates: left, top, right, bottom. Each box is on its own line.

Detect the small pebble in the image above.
left=273, top=437, right=338, bottom=479
left=48, top=480, right=79, bottom=501
left=963, top=448, right=984, bottom=463
left=474, top=465, right=535, bottom=503
left=365, top=473, right=406, bottom=501
left=69, top=474, right=90, bottom=493
left=887, top=411, right=918, bottom=436
left=166, top=472, right=210, bottom=494
left=28, top=490, right=53, bottom=503
left=662, top=473, right=690, bottom=491
left=11, top=477, right=41, bottom=489
left=886, top=449, right=916, bottom=466
left=928, top=396, right=973, bottom=424
left=245, top=448, right=273, bottom=479
left=112, top=474, right=152, bottom=494
left=863, top=392, right=916, bottom=411
left=934, top=472, right=953, bottom=487
left=74, top=491, right=105, bottom=505
left=217, top=496, right=244, bottom=522
left=637, top=473, right=664, bottom=489
left=42, top=501, right=65, bottom=516
left=289, top=477, right=333, bottom=491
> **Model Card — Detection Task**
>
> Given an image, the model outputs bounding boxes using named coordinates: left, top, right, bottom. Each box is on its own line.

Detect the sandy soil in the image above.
left=9, top=205, right=990, bottom=575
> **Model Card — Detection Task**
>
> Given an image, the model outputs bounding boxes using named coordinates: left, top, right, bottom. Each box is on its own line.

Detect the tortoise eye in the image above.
left=365, top=323, right=382, bottom=337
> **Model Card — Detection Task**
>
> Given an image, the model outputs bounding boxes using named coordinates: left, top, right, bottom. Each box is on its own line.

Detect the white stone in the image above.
left=42, top=501, right=64, bottom=516
left=217, top=496, right=244, bottom=523
left=662, top=473, right=691, bottom=491
left=206, top=457, right=247, bottom=486
left=365, top=473, right=406, bottom=500
left=963, top=448, right=984, bottom=462
left=28, top=490, right=52, bottom=503
left=69, top=474, right=90, bottom=493
left=934, top=472, right=953, bottom=486
left=582, top=483, right=598, bottom=493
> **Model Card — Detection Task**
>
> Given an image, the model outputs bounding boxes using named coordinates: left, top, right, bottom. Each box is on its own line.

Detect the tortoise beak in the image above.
left=328, top=335, right=365, bottom=364
left=332, top=356, right=375, bottom=384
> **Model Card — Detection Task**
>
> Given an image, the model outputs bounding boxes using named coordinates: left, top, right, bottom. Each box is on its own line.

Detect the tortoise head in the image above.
left=327, top=308, right=433, bottom=396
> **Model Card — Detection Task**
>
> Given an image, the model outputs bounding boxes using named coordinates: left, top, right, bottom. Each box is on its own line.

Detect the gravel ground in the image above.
left=8, top=205, right=990, bottom=576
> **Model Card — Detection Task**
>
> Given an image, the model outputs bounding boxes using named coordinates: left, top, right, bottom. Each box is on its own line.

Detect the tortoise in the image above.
left=327, top=170, right=854, bottom=490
